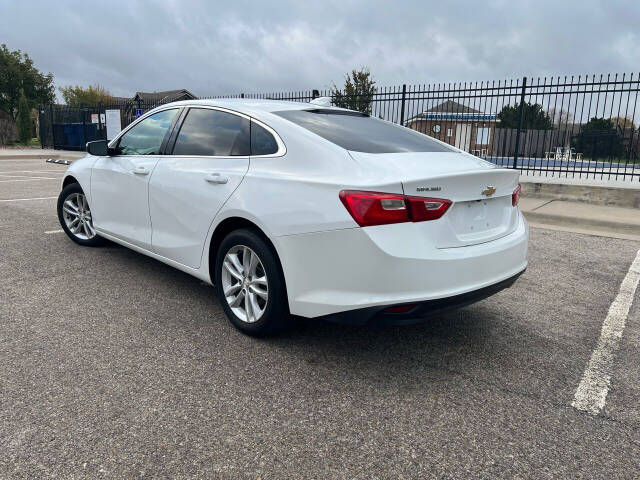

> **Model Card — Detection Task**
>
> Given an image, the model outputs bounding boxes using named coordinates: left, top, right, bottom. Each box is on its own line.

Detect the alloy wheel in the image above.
left=221, top=245, right=269, bottom=323
left=62, top=192, right=96, bottom=240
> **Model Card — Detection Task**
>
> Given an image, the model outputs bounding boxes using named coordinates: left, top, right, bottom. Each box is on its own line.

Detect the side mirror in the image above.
left=87, top=140, right=109, bottom=157
left=86, top=140, right=111, bottom=156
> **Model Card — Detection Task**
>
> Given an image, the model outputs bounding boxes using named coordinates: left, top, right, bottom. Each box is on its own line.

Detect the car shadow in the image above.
left=95, top=241, right=521, bottom=386
left=279, top=305, right=495, bottom=360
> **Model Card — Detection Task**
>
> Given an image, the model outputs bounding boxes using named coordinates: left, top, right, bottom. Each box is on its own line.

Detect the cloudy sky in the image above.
left=2, top=0, right=639, bottom=98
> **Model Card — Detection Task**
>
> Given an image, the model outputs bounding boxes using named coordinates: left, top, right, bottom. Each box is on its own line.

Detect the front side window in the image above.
left=117, top=109, right=178, bottom=155
left=274, top=109, right=454, bottom=154
left=172, top=108, right=250, bottom=156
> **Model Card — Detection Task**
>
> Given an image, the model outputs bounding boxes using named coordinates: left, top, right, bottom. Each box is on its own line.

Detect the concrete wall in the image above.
left=522, top=181, right=640, bottom=209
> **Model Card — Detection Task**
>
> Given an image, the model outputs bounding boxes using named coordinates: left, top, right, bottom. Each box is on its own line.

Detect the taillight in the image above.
left=339, top=191, right=409, bottom=226
left=339, top=190, right=451, bottom=227
left=405, top=196, right=452, bottom=222
left=512, top=184, right=521, bottom=206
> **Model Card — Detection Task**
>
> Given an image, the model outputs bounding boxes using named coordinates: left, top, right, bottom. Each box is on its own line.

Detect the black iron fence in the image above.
left=40, top=73, right=640, bottom=181
left=38, top=97, right=168, bottom=151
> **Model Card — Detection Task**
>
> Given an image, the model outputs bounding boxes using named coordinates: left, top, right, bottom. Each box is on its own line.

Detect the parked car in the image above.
left=58, top=99, right=528, bottom=336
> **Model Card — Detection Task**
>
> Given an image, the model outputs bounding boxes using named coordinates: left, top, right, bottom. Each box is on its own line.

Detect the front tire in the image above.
left=57, top=183, right=104, bottom=247
left=215, top=229, right=289, bottom=336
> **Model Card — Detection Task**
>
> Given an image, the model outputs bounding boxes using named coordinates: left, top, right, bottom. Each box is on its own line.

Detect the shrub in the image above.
left=17, top=90, right=31, bottom=144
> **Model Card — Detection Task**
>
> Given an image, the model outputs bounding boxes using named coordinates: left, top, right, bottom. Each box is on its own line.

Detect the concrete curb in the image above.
left=522, top=210, right=640, bottom=238
left=521, top=182, right=640, bottom=209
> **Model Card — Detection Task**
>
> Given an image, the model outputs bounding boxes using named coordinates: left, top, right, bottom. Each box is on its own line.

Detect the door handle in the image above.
left=204, top=173, right=229, bottom=184
left=132, top=166, right=150, bottom=175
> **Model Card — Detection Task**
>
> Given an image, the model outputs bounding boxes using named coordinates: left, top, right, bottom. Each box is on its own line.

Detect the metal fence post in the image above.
left=48, top=104, right=55, bottom=149
left=38, top=105, right=44, bottom=149
left=399, top=84, right=407, bottom=125
left=512, top=76, right=527, bottom=168
left=97, top=101, right=103, bottom=140
left=82, top=107, right=87, bottom=150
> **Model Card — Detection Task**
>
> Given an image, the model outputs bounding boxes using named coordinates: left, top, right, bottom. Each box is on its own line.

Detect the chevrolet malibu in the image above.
left=57, top=99, right=528, bottom=336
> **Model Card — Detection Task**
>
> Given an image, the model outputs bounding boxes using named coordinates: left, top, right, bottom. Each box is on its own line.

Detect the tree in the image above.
left=331, top=68, right=376, bottom=115
left=610, top=116, right=636, bottom=131
left=547, top=107, right=573, bottom=126
left=0, top=44, right=55, bottom=119
left=497, top=102, right=553, bottom=130
left=17, top=90, right=31, bottom=144
left=58, top=84, right=114, bottom=106
left=572, top=117, right=624, bottom=159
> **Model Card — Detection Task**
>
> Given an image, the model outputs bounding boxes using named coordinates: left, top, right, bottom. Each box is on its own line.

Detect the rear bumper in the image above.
left=319, top=268, right=525, bottom=326
left=275, top=210, right=528, bottom=318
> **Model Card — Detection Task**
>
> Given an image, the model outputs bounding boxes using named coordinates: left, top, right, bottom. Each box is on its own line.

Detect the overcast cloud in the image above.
left=1, top=0, right=639, bottom=98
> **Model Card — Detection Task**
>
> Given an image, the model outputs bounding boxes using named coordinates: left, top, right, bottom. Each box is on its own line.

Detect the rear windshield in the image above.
left=274, top=109, right=454, bottom=154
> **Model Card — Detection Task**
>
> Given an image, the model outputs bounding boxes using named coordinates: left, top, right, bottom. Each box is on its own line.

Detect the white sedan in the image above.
left=58, top=99, right=528, bottom=336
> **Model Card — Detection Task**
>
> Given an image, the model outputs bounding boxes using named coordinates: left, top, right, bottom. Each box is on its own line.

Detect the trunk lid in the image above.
left=348, top=151, right=520, bottom=248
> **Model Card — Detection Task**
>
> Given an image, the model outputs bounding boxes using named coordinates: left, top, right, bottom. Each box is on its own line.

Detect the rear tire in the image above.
left=57, top=183, right=105, bottom=247
left=215, top=229, right=289, bottom=336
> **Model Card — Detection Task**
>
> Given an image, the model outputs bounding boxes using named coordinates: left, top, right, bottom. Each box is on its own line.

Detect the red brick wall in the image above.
left=407, top=119, right=495, bottom=155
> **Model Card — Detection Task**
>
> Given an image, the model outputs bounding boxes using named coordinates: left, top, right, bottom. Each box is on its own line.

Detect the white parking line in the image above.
left=45, top=229, right=63, bottom=234
left=0, top=178, right=58, bottom=182
left=0, top=174, right=58, bottom=179
left=0, top=170, right=65, bottom=174
left=572, top=248, right=640, bottom=415
left=0, top=196, right=57, bottom=202
left=0, top=159, right=50, bottom=163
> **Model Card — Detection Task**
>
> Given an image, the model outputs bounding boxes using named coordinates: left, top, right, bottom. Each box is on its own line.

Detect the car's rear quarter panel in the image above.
left=225, top=117, right=404, bottom=237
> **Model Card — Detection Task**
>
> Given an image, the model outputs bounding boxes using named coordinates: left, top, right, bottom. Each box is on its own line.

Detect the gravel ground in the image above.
left=1, top=158, right=639, bottom=478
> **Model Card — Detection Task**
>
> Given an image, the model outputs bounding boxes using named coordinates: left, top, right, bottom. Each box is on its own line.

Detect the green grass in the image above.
left=11, top=138, right=41, bottom=147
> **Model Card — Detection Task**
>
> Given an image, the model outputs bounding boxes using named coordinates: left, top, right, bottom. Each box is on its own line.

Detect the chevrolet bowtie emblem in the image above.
left=481, top=186, right=496, bottom=196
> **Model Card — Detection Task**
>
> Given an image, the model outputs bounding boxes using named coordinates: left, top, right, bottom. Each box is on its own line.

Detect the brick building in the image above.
left=405, top=100, right=498, bottom=156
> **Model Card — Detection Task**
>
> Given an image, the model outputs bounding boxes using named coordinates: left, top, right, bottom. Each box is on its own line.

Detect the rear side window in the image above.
left=274, top=109, right=454, bottom=154
left=117, top=108, right=178, bottom=155
left=251, top=121, right=278, bottom=155
left=172, top=108, right=250, bottom=156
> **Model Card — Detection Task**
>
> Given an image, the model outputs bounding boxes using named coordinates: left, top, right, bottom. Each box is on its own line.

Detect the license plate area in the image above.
left=447, top=196, right=513, bottom=244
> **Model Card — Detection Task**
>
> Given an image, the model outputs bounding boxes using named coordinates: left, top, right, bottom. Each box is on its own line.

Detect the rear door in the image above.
left=91, top=108, right=179, bottom=249
left=149, top=107, right=251, bottom=268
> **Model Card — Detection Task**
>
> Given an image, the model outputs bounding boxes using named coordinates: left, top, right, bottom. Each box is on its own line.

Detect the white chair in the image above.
left=555, top=147, right=563, bottom=158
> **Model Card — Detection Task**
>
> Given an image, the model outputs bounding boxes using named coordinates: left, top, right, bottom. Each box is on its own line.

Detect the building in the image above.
left=405, top=100, right=498, bottom=156
left=132, top=89, right=197, bottom=104
left=104, top=90, right=197, bottom=109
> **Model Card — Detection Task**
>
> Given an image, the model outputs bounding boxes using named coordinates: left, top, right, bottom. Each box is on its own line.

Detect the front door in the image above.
left=149, top=107, right=251, bottom=268
left=90, top=108, right=179, bottom=249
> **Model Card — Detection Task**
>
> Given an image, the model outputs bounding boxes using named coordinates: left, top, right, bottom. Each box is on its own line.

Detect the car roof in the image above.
left=159, top=98, right=351, bottom=118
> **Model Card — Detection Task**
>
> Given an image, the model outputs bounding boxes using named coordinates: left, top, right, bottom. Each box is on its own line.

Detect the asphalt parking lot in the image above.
left=1, top=157, right=639, bottom=478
